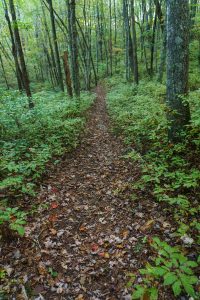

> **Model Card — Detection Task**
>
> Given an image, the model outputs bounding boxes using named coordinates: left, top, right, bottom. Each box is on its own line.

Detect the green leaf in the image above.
left=15, top=225, right=25, bottom=236
left=163, top=272, right=177, bottom=285
left=188, top=275, right=198, bottom=284
left=180, top=274, right=197, bottom=297
left=132, top=285, right=146, bottom=299
left=185, top=261, right=198, bottom=268
left=149, top=287, right=158, bottom=300
left=172, top=280, right=182, bottom=296
left=180, top=266, right=193, bottom=275
left=154, top=267, right=167, bottom=276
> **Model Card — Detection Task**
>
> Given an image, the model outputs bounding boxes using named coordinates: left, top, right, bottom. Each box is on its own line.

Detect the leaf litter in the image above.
left=0, top=85, right=179, bottom=299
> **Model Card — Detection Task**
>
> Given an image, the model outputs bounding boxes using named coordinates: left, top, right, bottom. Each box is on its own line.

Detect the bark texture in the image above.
left=67, top=0, right=80, bottom=97
left=9, top=0, right=33, bottom=108
left=166, top=0, right=191, bottom=142
left=48, top=0, right=64, bottom=91
left=62, top=51, right=73, bottom=97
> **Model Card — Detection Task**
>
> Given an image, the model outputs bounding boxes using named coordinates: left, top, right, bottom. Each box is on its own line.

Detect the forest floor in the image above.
left=1, top=85, right=173, bottom=299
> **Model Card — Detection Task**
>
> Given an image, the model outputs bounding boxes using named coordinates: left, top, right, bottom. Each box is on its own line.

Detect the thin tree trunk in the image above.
left=62, top=51, right=73, bottom=97
left=150, top=10, right=157, bottom=76
left=76, top=18, right=98, bottom=86
left=3, top=0, right=23, bottom=91
left=109, top=0, right=113, bottom=76
left=41, top=1, right=59, bottom=85
left=9, top=0, right=33, bottom=108
left=123, top=0, right=131, bottom=81
left=190, top=0, right=198, bottom=28
left=67, top=0, right=80, bottom=97
left=113, top=0, right=117, bottom=71
left=47, top=0, right=64, bottom=91
left=0, top=53, right=9, bottom=89
left=130, top=0, right=139, bottom=84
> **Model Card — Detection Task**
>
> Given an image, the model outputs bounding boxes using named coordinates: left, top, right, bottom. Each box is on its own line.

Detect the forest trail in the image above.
left=41, top=84, right=138, bottom=299
left=3, top=85, right=148, bottom=299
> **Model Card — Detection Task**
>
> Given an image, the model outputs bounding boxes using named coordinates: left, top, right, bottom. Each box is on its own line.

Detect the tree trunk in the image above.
left=76, top=18, right=98, bottom=86
left=123, top=0, right=131, bottom=81
left=9, top=0, right=33, bottom=108
left=0, top=53, right=9, bottom=89
left=41, top=1, right=59, bottom=85
left=166, top=0, right=191, bottom=142
left=150, top=9, right=157, bottom=76
left=62, top=51, right=73, bottom=97
left=67, top=0, right=80, bottom=97
left=190, top=0, right=198, bottom=28
left=109, top=0, right=113, bottom=76
left=130, top=0, right=139, bottom=84
left=47, top=0, right=64, bottom=92
left=3, top=0, right=23, bottom=91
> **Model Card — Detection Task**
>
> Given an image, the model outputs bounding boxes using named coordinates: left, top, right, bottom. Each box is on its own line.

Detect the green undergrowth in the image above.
left=0, top=89, right=94, bottom=198
left=106, top=76, right=200, bottom=299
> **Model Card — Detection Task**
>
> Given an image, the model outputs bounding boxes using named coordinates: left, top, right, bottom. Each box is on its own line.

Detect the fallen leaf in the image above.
left=51, top=187, right=58, bottom=193
left=104, top=252, right=110, bottom=258
left=38, top=262, right=47, bottom=275
left=162, top=222, right=171, bottom=228
left=51, top=202, right=59, bottom=209
left=91, top=244, right=99, bottom=252
left=99, top=252, right=110, bottom=258
left=79, top=225, right=87, bottom=232
left=75, top=294, right=84, bottom=300
left=49, top=214, right=58, bottom=222
left=141, top=219, right=155, bottom=232
left=4, top=265, right=13, bottom=276
left=56, top=287, right=63, bottom=294
left=122, top=230, right=129, bottom=239
left=116, top=244, right=124, bottom=249
left=50, top=228, right=57, bottom=235
left=80, top=275, right=86, bottom=285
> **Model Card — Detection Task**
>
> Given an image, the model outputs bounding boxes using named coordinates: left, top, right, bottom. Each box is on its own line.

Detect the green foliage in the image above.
left=0, top=207, right=27, bottom=237
left=107, top=78, right=200, bottom=298
left=107, top=78, right=200, bottom=237
left=107, top=79, right=167, bottom=152
left=0, top=89, right=94, bottom=196
left=129, top=238, right=199, bottom=299
left=48, top=267, right=58, bottom=278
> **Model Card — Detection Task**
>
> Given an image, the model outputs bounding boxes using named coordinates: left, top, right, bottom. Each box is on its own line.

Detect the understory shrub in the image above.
left=106, top=77, right=200, bottom=299
left=0, top=89, right=94, bottom=197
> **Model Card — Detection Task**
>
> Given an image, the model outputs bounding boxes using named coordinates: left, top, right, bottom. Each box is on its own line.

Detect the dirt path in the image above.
left=2, top=85, right=147, bottom=299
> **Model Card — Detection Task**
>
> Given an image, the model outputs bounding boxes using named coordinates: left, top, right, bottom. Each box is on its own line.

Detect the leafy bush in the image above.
left=0, top=207, right=27, bottom=237
left=106, top=77, right=200, bottom=233
left=106, top=77, right=200, bottom=298
left=128, top=238, right=199, bottom=299
left=0, top=89, right=94, bottom=196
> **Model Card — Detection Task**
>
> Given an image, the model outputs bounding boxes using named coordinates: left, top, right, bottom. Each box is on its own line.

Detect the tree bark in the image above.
left=9, top=0, right=34, bottom=108
left=62, top=51, right=73, bottom=97
left=3, top=0, right=23, bottom=91
left=166, top=0, right=191, bottom=142
left=47, top=0, right=64, bottom=92
left=67, top=0, right=80, bottom=97
left=190, top=0, right=198, bottom=28
left=130, top=0, right=139, bottom=84
left=0, top=52, right=9, bottom=89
